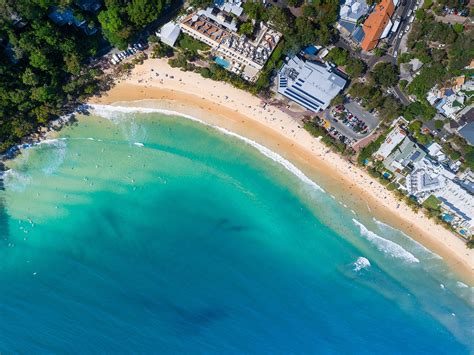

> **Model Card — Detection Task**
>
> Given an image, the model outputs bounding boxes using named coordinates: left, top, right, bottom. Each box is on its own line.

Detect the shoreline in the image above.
left=82, top=57, right=468, bottom=283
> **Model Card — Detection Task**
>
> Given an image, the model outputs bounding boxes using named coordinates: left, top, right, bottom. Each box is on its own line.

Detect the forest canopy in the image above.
left=0, top=0, right=169, bottom=152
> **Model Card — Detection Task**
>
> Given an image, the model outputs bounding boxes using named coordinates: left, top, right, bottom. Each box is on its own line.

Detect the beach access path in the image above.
left=89, top=57, right=474, bottom=283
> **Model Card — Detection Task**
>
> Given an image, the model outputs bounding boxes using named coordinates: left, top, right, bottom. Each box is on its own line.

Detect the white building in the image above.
left=441, top=94, right=465, bottom=118
left=426, top=142, right=446, bottom=161
left=179, top=8, right=281, bottom=81
left=374, top=127, right=406, bottom=160
left=220, top=0, right=243, bottom=17
left=406, top=158, right=453, bottom=196
left=406, top=157, right=474, bottom=233
left=277, top=56, right=347, bottom=112
left=157, top=21, right=181, bottom=47
left=339, top=0, right=369, bottom=23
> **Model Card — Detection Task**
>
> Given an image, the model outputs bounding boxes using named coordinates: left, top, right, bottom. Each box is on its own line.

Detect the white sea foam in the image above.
left=40, top=139, right=67, bottom=175
left=353, top=256, right=371, bottom=272
left=3, top=169, right=31, bottom=191
left=39, top=138, right=61, bottom=145
left=373, top=218, right=442, bottom=259
left=352, top=219, right=420, bottom=264
left=89, top=104, right=325, bottom=193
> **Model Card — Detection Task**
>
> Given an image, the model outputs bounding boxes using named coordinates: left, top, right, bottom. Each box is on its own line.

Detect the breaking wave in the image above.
left=352, top=219, right=420, bottom=264
left=373, top=218, right=442, bottom=259
left=89, top=104, right=325, bottom=193
left=39, top=139, right=67, bottom=175
left=3, top=169, right=31, bottom=192
left=353, top=257, right=371, bottom=272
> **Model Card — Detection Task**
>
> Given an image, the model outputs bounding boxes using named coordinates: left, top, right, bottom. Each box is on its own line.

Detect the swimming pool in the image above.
left=214, top=56, right=230, bottom=68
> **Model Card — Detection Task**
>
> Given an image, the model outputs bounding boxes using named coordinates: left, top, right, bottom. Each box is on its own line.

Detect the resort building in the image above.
left=179, top=5, right=281, bottom=81
left=360, top=0, right=395, bottom=51
left=277, top=56, right=347, bottom=112
left=406, top=158, right=453, bottom=196
left=374, top=127, right=406, bottom=160
left=157, top=21, right=181, bottom=47
left=406, top=157, right=474, bottom=234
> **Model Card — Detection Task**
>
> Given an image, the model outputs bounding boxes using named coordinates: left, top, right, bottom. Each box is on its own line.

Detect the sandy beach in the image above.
left=90, top=57, right=474, bottom=283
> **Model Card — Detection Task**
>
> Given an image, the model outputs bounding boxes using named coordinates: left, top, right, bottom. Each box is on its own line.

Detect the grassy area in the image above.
left=423, top=0, right=433, bottom=9
left=178, top=33, right=210, bottom=52
left=423, top=195, right=441, bottom=211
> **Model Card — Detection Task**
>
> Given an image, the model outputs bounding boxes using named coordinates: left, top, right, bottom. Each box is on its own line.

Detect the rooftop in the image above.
left=158, top=21, right=181, bottom=47
left=180, top=8, right=281, bottom=80
left=181, top=13, right=230, bottom=43
left=459, top=121, right=474, bottom=145
left=49, top=7, right=97, bottom=35
left=437, top=180, right=474, bottom=228
left=383, top=137, right=426, bottom=173
left=374, top=127, right=406, bottom=159
left=361, top=0, right=395, bottom=51
left=339, top=0, right=369, bottom=23
left=199, top=6, right=239, bottom=32
left=277, top=56, right=347, bottom=112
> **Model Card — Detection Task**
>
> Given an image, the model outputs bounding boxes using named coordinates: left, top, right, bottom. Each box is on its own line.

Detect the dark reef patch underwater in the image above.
left=0, top=109, right=472, bottom=353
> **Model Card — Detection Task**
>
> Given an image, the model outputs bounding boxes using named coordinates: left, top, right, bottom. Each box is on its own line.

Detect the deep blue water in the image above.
left=0, top=109, right=472, bottom=353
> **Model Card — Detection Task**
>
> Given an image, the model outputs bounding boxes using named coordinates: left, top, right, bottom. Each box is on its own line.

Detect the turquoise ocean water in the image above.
left=1, top=106, right=473, bottom=353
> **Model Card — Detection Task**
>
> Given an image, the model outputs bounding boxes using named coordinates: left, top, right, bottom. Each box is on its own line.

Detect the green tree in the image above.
left=407, top=63, right=446, bottom=98
left=64, top=53, right=81, bottom=75
left=98, top=7, right=132, bottom=49
left=345, top=57, right=366, bottom=78
left=326, top=47, right=349, bottom=66
left=242, top=2, right=266, bottom=21
left=330, top=94, right=345, bottom=106
left=21, top=68, right=40, bottom=86
left=467, top=238, right=474, bottom=249
left=239, top=22, right=254, bottom=36
left=371, top=62, right=399, bottom=88
left=127, top=0, right=164, bottom=27
left=452, top=23, right=463, bottom=33
left=434, top=120, right=444, bottom=130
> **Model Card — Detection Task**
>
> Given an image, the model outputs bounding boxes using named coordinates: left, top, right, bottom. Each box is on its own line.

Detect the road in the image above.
left=389, top=0, right=419, bottom=58
left=393, top=84, right=411, bottom=105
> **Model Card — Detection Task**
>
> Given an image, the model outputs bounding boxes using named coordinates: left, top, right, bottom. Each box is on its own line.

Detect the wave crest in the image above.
left=353, top=257, right=371, bottom=272
left=89, top=104, right=325, bottom=193
left=373, top=218, right=442, bottom=260
left=352, top=219, right=420, bottom=264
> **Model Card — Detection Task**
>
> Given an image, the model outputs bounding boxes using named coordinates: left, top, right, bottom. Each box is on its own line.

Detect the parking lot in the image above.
left=110, top=42, right=147, bottom=65
left=326, top=100, right=379, bottom=141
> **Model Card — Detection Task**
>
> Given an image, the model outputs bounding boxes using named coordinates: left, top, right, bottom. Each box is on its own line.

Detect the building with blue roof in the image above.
left=351, top=26, right=365, bottom=43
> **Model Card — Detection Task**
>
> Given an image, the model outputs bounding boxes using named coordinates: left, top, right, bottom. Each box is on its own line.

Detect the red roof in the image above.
left=361, top=0, right=395, bottom=51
